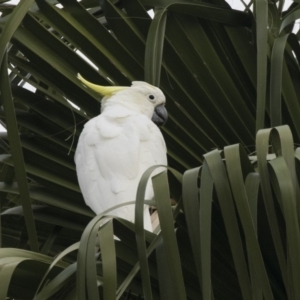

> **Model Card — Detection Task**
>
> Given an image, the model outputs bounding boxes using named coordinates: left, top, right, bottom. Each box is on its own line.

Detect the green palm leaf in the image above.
left=1, top=0, right=300, bottom=299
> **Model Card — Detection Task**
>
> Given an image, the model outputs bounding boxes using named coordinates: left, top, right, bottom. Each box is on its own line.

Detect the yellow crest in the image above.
left=77, top=74, right=127, bottom=95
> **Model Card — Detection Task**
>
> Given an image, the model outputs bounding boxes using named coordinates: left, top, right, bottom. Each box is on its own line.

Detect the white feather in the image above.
left=75, top=82, right=167, bottom=231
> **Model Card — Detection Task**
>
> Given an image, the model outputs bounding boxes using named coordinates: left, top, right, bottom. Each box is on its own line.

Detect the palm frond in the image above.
left=1, top=0, right=300, bottom=299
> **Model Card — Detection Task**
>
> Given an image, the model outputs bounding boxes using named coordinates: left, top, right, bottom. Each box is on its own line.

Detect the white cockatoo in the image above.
left=75, top=74, right=168, bottom=231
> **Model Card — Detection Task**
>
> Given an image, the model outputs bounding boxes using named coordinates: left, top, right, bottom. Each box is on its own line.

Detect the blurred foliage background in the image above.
left=1, top=0, right=300, bottom=299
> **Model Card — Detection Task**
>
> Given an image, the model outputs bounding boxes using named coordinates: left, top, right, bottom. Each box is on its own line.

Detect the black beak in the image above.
left=152, top=104, right=168, bottom=126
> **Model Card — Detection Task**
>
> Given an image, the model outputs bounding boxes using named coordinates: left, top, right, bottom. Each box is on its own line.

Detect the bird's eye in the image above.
left=148, top=95, right=155, bottom=101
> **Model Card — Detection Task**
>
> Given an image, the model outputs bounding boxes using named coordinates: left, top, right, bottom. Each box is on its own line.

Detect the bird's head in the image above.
left=77, top=74, right=168, bottom=126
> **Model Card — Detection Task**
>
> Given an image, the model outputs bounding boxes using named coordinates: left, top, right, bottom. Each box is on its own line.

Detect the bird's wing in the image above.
left=75, top=112, right=167, bottom=216
left=75, top=117, right=104, bottom=213
left=138, top=118, right=167, bottom=203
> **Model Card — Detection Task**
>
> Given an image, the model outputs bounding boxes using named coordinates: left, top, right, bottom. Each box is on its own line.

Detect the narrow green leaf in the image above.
left=35, top=0, right=132, bottom=85
left=152, top=170, right=187, bottom=300
left=224, top=144, right=273, bottom=299
left=0, top=194, right=3, bottom=247
left=99, top=0, right=147, bottom=67
left=98, top=221, right=117, bottom=300
left=34, top=242, right=79, bottom=299
left=156, top=239, right=177, bottom=300
left=116, top=168, right=182, bottom=298
left=245, top=172, right=262, bottom=300
left=182, top=166, right=201, bottom=288
left=256, top=127, right=288, bottom=290
left=0, top=0, right=40, bottom=252
left=245, top=173, right=260, bottom=231
left=9, top=52, right=95, bottom=118
left=255, top=0, right=268, bottom=132
left=270, top=34, right=289, bottom=127
left=281, top=61, right=300, bottom=139
left=199, top=161, right=214, bottom=299
left=269, top=157, right=300, bottom=299
left=0, top=182, right=92, bottom=217
left=35, top=263, right=77, bottom=300
left=141, top=0, right=252, bottom=27
left=60, top=0, right=145, bottom=79
left=144, top=8, right=167, bottom=86
left=0, top=257, right=30, bottom=300
left=0, top=248, right=66, bottom=264
left=280, top=9, right=300, bottom=33
left=271, top=126, right=300, bottom=210
left=12, top=26, right=98, bottom=116
left=40, top=225, right=63, bottom=255
left=204, top=149, right=252, bottom=300
left=165, top=13, right=255, bottom=147
left=77, top=202, right=139, bottom=300
left=0, top=248, right=68, bottom=299
left=2, top=206, right=90, bottom=231
left=168, top=2, right=251, bottom=27
left=116, top=232, right=159, bottom=299
left=0, top=57, right=38, bottom=252
left=135, top=165, right=164, bottom=300
left=0, top=154, right=80, bottom=192
left=0, top=0, right=34, bottom=63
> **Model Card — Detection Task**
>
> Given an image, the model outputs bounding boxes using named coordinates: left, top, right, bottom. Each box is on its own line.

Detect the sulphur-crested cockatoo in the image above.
left=75, top=75, right=168, bottom=231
